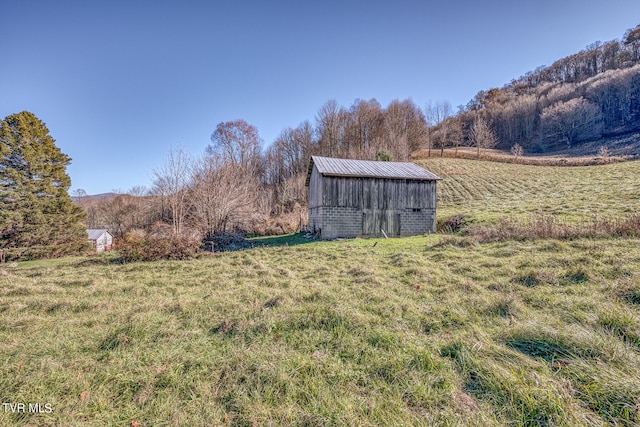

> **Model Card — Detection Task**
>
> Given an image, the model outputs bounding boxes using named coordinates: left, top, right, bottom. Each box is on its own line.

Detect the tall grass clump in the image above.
left=561, top=360, right=640, bottom=425
left=440, top=337, right=579, bottom=425
left=470, top=212, right=640, bottom=242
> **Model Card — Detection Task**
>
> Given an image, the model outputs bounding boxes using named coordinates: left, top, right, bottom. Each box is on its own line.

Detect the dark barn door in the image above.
left=362, top=210, right=401, bottom=237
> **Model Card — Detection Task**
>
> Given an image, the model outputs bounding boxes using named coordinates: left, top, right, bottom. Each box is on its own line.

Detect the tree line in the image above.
left=80, top=98, right=432, bottom=239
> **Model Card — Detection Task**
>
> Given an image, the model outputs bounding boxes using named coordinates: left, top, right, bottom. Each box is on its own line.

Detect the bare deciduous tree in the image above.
left=265, top=121, right=317, bottom=215
left=345, top=98, right=384, bottom=159
left=210, top=119, right=262, bottom=174
left=316, top=100, right=346, bottom=157
left=423, top=101, right=436, bottom=156
left=510, top=143, right=524, bottom=162
left=426, top=100, right=458, bottom=157
left=152, top=146, right=191, bottom=237
left=469, top=116, right=498, bottom=157
left=127, top=185, right=148, bottom=197
left=102, top=194, right=149, bottom=238
left=384, top=99, right=427, bottom=160
left=189, top=153, right=254, bottom=237
left=624, top=24, right=640, bottom=62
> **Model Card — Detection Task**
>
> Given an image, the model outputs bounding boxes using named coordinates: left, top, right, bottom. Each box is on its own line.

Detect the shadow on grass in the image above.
left=249, top=233, right=317, bottom=248
left=74, top=252, right=127, bottom=266
left=76, top=233, right=318, bottom=261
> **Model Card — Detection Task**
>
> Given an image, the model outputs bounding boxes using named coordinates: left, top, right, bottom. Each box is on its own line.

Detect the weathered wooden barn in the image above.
left=306, top=156, right=440, bottom=239
left=87, top=229, right=113, bottom=253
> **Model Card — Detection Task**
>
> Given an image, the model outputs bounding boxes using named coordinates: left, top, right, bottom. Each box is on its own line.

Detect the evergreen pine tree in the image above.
left=0, top=111, right=87, bottom=260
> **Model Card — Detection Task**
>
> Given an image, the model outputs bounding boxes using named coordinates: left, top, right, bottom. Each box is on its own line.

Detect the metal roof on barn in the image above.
left=86, top=229, right=111, bottom=240
left=306, top=156, right=441, bottom=185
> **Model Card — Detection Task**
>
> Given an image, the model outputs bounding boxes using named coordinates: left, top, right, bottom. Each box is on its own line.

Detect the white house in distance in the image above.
left=87, top=229, right=113, bottom=253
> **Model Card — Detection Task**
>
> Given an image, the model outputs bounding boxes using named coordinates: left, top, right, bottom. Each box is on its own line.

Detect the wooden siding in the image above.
left=321, top=175, right=436, bottom=210
left=308, top=166, right=324, bottom=209
left=363, top=210, right=401, bottom=237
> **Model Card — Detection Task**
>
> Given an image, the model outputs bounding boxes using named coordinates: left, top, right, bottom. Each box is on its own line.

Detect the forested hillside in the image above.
left=446, top=24, right=640, bottom=153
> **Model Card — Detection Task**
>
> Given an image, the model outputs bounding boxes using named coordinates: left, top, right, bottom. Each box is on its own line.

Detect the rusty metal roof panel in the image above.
left=308, top=156, right=440, bottom=181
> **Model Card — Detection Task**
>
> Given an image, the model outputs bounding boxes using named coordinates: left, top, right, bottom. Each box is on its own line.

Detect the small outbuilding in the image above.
left=87, top=229, right=113, bottom=253
left=306, top=156, right=441, bottom=239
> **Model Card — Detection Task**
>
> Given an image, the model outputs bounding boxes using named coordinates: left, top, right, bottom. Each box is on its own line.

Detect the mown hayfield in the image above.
left=416, top=158, right=640, bottom=223
left=1, top=159, right=640, bottom=426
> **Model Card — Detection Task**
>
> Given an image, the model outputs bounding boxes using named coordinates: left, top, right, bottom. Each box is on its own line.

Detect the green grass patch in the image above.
left=249, top=232, right=314, bottom=247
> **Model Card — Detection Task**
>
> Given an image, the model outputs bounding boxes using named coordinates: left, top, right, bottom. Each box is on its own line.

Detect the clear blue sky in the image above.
left=2, top=0, right=639, bottom=195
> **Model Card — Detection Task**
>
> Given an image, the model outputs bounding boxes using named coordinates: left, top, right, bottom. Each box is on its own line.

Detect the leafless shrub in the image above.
left=253, top=207, right=306, bottom=236
left=190, top=152, right=259, bottom=239
left=117, top=231, right=201, bottom=262
left=437, top=214, right=470, bottom=233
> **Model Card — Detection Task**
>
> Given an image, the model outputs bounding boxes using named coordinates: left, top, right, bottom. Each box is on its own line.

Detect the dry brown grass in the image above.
left=412, top=147, right=635, bottom=166
left=253, top=206, right=307, bottom=235
left=467, top=212, right=640, bottom=242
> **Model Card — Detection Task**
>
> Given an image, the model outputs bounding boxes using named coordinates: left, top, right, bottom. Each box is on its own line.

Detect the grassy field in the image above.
left=1, top=159, right=640, bottom=426
left=416, top=158, right=640, bottom=223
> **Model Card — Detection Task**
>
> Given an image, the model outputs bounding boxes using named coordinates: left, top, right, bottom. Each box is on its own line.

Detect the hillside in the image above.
left=432, top=24, right=640, bottom=157
left=536, top=131, right=640, bottom=157
left=71, top=192, right=119, bottom=203
left=2, top=159, right=640, bottom=426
